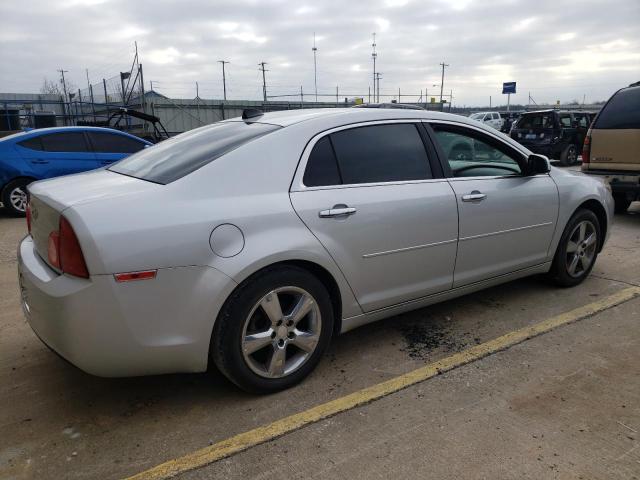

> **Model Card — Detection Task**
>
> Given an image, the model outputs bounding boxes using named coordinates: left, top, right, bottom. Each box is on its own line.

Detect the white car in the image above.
left=18, top=108, right=613, bottom=393
left=469, top=111, right=503, bottom=130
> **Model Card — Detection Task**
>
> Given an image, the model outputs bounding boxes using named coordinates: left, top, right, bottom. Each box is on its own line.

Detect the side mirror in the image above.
left=527, top=154, right=550, bottom=175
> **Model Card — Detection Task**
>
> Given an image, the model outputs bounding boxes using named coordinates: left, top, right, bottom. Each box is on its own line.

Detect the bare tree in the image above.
left=40, top=77, right=62, bottom=95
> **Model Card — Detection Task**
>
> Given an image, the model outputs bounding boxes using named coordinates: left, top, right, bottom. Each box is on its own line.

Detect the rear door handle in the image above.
left=319, top=206, right=357, bottom=218
left=461, top=191, right=487, bottom=202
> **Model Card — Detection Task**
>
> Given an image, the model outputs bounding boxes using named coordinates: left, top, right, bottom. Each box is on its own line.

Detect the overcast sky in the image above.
left=1, top=0, right=638, bottom=106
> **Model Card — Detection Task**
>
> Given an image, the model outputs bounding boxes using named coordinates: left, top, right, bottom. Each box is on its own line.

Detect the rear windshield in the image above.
left=109, top=121, right=280, bottom=184
left=594, top=87, right=640, bottom=129
left=515, top=113, right=555, bottom=130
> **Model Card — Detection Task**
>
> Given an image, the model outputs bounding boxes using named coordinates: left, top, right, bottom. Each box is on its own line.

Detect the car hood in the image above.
left=28, top=169, right=160, bottom=211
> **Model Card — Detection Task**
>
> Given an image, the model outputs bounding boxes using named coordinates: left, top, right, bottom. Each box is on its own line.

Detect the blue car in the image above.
left=0, top=126, right=152, bottom=216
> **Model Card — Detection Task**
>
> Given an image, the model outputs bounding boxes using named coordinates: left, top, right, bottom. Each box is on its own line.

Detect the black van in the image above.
left=510, top=110, right=593, bottom=166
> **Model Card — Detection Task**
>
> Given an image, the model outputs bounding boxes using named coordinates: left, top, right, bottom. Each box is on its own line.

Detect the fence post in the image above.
left=103, top=79, right=109, bottom=122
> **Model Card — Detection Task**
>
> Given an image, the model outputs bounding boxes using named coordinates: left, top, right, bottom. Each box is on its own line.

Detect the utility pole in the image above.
left=371, top=32, right=377, bottom=104
left=312, top=33, right=318, bottom=102
left=58, top=69, right=69, bottom=125
left=375, top=72, right=382, bottom=102
left=218, top=60, right=229, bottom=100
left=86, top=69, right=96, bottom=122
left=258, top=62, right=268, bottom=102
left=439, top=61, right=449, bottom=105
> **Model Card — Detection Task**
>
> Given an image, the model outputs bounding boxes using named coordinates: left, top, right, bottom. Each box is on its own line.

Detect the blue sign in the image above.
left=502, top=82, right=516, bottom=94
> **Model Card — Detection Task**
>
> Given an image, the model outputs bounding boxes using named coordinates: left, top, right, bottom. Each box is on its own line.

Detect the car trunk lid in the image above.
left=28, top=169, right=160, bottom=270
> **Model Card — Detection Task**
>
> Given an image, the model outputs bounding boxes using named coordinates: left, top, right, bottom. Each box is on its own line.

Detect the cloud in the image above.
left=0, top=0, right=638, bottom=106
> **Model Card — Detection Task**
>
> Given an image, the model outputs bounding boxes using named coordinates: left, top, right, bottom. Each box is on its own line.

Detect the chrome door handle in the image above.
left=461, top=191, right=487, bottom=202
left=319, top=206, right=357, bottom=218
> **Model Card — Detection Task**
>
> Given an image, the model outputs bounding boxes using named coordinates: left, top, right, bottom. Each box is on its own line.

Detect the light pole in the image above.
left=371, top=32, right=377, bottom=103
left=218, top=60, right=229, bottom=100
left=312, top=33, right=318, bottom=102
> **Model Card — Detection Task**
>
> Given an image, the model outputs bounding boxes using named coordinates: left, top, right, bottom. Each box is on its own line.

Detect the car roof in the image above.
left=2, top=126, right=151, bottom=143
left=225, top=107, right=484, bottom=128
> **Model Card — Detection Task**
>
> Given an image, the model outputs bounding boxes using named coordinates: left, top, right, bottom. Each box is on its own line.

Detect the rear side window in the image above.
left=88, top=132, right=146, bottom=153
left=516, top=113, right=554, bottom=129
left=594, top=87, right=640, bottom=129
left=303, top=136, right=341, bottom=187
left=18, top=137, right=43, bottom=151
left=40, top=132, right=90, bottom=152
left=329, top=124, right=432, bottom=184
left=110, top=121, right=280, bottom=184
left=559, top=114, right=572, bottom=127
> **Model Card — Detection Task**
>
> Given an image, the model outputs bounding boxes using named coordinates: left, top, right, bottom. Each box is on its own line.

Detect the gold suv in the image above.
left=582, top=83, right=640, bottom=213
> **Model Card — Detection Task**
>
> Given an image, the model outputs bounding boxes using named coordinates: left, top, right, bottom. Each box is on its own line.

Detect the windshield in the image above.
left=109, top=121, right=280, bottom=184
left=470, top=113, right=484, bottom=120
left=515, top=113, right=555, bottom=130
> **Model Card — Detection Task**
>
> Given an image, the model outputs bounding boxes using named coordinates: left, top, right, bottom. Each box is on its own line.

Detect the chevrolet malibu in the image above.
left=18, top=108, right=613, bottom=393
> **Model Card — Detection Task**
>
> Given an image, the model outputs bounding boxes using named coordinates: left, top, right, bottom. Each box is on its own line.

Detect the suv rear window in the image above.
left=516, top=113, right=555, bottom=130
left=594, top=87, right=640, bottom=129
left=109, top=121, right=280, bottom=184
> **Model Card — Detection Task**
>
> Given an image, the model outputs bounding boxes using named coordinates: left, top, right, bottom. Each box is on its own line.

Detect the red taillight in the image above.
left=59, top=216, right=89, bottom=278
left=26, top=203, right=32, bottom=234
left=582, top=129, right=592, bottom=164
left=47, top=216, right=89, bottom=278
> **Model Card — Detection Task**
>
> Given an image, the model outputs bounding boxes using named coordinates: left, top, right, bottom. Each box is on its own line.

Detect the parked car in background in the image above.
left=19, top=108, right=612, bottom=393
left=469, top=111, right=503, bottom=130
left=582, top=84, right=640, bottom=213
left=0, top=126, right=151, bottom=216
left=500, top=111, right=523, bottom=133
left=510, top=110, right=593, bottom=166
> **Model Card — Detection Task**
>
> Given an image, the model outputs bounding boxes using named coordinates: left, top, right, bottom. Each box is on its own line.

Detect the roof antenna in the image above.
left=242, top=108, right=264, bottom=121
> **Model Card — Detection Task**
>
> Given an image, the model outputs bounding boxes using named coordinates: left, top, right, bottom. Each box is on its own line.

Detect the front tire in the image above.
left=1, top=179, right=30, bottom=217
left=211, top=265, right=334, bottom=393
left=549, top=209, right=600, bottom=287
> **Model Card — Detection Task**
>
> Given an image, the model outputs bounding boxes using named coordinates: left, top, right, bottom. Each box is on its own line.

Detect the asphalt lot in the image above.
left=1, top=170, right=639, bottom=480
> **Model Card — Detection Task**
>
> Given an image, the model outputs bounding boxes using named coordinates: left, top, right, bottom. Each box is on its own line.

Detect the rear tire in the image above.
left=613, top=194, right=632, bottom=214
left=549, top=209, right=600, bottom=287
left=210, top=265, right=334, bottom=393
left=1, top=179, right=30, bottom=217
left=560, top=144, right=578, bottom=166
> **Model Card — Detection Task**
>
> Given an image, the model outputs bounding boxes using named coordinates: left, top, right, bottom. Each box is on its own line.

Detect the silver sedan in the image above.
left=18, top=108, right=613, bottom=392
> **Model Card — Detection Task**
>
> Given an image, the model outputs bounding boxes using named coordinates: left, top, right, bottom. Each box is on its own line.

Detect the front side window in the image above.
left=110, top=121, right=280, bottom=184
left=89, top=132, right=146, bottom=153
left=329, top=124, right=432, bottom=185
left=40, top=132, right=90, bottom=152
left=432, top=126, right=522, bottom=177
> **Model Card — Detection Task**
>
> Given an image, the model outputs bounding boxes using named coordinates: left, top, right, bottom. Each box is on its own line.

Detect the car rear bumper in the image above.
left=18, top=235, right=237, bottom=377
left=581, top=170, right=640, bottom=197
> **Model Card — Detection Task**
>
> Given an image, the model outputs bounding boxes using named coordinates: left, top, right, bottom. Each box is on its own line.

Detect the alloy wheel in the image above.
left=9, top=187, right=27, bottom=213
left=565, top=220, right=597, bottom=278
left=241, top=286, right=322, bottom=379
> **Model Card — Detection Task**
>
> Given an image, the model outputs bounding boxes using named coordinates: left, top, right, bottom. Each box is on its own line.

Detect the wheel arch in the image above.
left=218, top=259, right=345, bottom=337
left=1, top=176, right=37, bottom=195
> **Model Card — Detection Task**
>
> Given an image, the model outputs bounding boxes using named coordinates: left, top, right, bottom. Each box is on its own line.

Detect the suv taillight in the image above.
left=582, top=129, right=592, bottom=164
left=47, top=216, right=89, bottom=278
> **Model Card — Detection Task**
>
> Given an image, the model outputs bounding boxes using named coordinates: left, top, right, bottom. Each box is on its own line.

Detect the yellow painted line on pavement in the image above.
left=126, top=286, right=640, bottom=480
